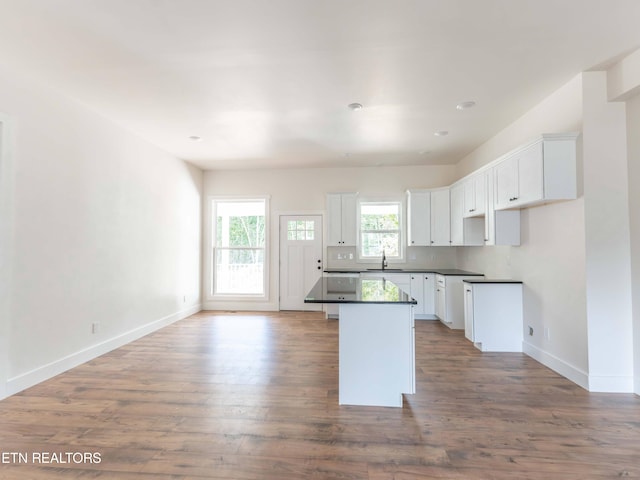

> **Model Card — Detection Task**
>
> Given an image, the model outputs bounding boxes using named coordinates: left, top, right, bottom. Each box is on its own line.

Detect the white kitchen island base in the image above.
left=339, top=303, right=415, bottom=407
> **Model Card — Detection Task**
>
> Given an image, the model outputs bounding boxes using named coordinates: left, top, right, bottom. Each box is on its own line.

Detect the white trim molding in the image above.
left=523, top=341, right=589, bottom=391
left=5, top=304, right=202, bottom=398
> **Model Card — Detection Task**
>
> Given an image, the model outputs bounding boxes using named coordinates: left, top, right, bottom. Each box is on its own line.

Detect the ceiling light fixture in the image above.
left=188, top=135, right=203, bottom=141
left=434, top=130, right=449, bottom=137
left=347, top=103, right=363, bottom=111
left=456, top=101, right=476, bottom=110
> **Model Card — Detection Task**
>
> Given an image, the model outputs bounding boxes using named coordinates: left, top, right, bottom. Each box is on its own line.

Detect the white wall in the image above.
left=582, top=72, right=634, bottom=392
left=626, top=93, right=640, bottom=394
left=0, top=67, right=203, bottom=397
left=455, top=75, right=590, bottom=387
left=203, top=165, right=458, bottom=310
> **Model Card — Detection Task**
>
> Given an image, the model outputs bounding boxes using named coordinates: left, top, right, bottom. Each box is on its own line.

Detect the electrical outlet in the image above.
left=528, top=326, right=534, bottom=336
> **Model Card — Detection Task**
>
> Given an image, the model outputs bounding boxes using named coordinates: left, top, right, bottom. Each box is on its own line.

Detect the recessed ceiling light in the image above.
left=418, top=150, right=431, bottom=155
left=343, top=152, right=352, bottom=157
left=434, top=130, right=449, bottom=137
left=188, top=135, right=203, bottom=141
left=456, top=101, right=476, bottom=110
left=347, top=103, right=363, bottom=111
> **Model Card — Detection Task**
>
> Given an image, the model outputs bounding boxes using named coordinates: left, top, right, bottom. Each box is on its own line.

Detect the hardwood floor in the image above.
left=0, top=311, right=638, bottom=479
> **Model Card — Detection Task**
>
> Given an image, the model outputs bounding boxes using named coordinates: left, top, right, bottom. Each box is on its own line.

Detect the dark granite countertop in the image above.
left=304, top=276, right=417, bottom=304
left=324, top=268, right=483, bottom=276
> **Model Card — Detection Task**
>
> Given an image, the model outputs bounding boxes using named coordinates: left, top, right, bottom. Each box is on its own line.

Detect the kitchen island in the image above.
left=305, top=276, right=417, bottom=407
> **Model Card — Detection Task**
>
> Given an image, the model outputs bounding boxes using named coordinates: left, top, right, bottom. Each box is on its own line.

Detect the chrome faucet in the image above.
left=381, top=249, right=387, bottom=271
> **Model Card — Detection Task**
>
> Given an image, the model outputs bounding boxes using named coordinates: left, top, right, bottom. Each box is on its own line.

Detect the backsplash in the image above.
left=326, top=246, right=458, bottom=269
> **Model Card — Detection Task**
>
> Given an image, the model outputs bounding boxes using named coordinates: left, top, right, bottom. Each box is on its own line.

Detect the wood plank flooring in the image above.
left=0, top=311, right=638, bottom=479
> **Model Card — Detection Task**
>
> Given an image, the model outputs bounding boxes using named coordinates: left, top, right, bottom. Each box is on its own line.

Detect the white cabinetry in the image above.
left=463, top=173, right=486, bottom=217
left=463, top=281, right=523, bottom=352
left=494, top=133, right=578, bottom=211
left=410, top=273, right=436, bottom=319
left=327, top=193, right=357, bottom=246
left=324, top=274, right=359, bottom=319
left=407, top=190, right=431, bottom=246
left=450, top=184, right=484, bottom=246
left=485, top=170, right=521, bottom=246
left=435, top=273, right=484, bottom=329
left=430, top=188, right=451, bottom=246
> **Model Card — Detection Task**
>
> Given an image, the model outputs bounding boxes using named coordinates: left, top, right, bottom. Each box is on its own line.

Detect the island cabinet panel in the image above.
left=327, top=193, right=357, bottom=246
left=339, top=303, right=415, bottom=407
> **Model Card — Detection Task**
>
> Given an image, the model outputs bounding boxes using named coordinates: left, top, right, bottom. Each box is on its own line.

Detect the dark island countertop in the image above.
left=304, top=276, right=417, bottom=304
left=463, top=279, right=523, bottom=284
left=324, top=268, right=483, bottom=276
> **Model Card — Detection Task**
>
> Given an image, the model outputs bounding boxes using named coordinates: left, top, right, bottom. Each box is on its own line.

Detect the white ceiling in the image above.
left=1, top=0, right=639, bottom=170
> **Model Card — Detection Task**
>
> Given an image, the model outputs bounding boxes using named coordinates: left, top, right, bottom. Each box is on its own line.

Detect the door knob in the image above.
left=317, top=266, right=321, bottom=270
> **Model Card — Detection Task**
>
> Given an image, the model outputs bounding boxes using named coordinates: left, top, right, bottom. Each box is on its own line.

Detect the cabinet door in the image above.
left=407, top=191, right=431, bottom=246
left=435, top=285, right=446, bottom=322
left=430, top=189, right=450, bottom=246
left=463, top=179, right=476, bottom=216
left=450, top=184, right=464, bottom=246
left=473, top=173, right=487, bottom=216
left=340, top=193, right=358, bottom=246
left=464, top=285, right=474, bottom=341
left=326, top=194, right=343, bottom=246
left=516, top=142, right=544, bottom=206
left=410, top=274, right=425, bottom=314
left=422, top=274, right=435, bottom=315
left=494, top=158, right=517, bottom=210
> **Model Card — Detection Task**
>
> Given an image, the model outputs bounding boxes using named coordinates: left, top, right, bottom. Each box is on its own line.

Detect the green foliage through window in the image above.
left=360, top=202, right=401, bottom=258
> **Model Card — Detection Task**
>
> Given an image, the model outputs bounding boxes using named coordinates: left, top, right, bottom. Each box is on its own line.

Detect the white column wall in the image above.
left=582, top=71, right=634, bottom=392
left=626, top=94, right=640, bottom=395
left=0, top=116, right=13, bottom=398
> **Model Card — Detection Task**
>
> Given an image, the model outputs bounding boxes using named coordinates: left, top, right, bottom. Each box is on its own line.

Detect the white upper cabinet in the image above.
left=407, top=190, right=431, bottom=246
left=326, top=193, right=357, bottom=246
left=485, top=169, right=521, bottom=246
left=463, top=173, right=487, bottom=218
left=430, top=188, right=451, bottom=246
left=494, top=133, right=578, bottom=211
left=451, top=183, right=484, bottom=246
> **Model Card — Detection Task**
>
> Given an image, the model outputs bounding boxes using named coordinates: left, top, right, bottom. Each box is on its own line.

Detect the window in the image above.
left=359, top=201, right=403, bottom=260
left=212, top=198, right=267, bottom=296
left=287, top=220, right=315, bottom=241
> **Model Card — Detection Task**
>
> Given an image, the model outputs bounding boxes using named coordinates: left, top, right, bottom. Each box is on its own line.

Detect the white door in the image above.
left=279, top=215, right=323, bottom=311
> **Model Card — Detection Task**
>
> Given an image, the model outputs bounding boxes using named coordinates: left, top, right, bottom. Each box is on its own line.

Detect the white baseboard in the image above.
left=5, top=304, right=202, bottom=398
left=523, top=341, right=589, bottom=390
left=524, top=342, right=635, bottom=393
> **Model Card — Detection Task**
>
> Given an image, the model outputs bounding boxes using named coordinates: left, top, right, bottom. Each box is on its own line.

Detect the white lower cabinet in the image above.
left=463, top=280, right=523, bottom=352
left=435, top=274, right=484, bottom=329
left=410, top=273, right=436, bottom=319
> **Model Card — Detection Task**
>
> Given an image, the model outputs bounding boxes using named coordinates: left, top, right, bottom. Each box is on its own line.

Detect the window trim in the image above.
left=206, top=195, right=270, bottom=301
left=356, top=197, right=405, bottom=263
